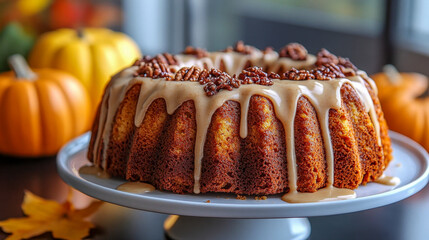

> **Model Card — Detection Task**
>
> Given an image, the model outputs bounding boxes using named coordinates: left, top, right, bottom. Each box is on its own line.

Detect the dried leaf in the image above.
left=0, top=218, right=49, bottom=240
left=0, top=189, right=103, bottom=240
left=49, top=218, right=94, bottom=240
left=22, top=191, right=65, bottom=220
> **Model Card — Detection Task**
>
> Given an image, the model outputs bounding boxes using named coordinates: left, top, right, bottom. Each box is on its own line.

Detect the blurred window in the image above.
left=397, top=0, right=429, bottom=55
left=238, top=0, right=384, bottom=36
left=408, top=0, right=429, bottom=36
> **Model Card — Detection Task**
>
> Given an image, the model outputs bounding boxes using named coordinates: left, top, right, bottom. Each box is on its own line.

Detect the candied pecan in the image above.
left=133, top=53, right=178, bottom=67
left=315, top=49, right=357, bottom=72
left=314, top=63, right=346, bottom=80
left=268, top=72, right=280, bottom=79
left=133, top=62, right=172, bottom=79
left=133, top=57, right=145, bottom=66
left=339, top=67, right=356, bottom=77
left=337, top=57, right=357, bottom=73
left=133, top=55, right=149, bottom=66
left=281, top=63, right=348, bottom=81
left=315, top=48, right=338, bottom=66
left=162, top=53, right=178, bottom=65
left=230, top=76, right=242, bottom=88
left=224, top=41, right=254, bottom=55
left=223, top=46, right=233, bottom=53
left=198, top=69, right=210, bottom=83
left=281, top=68, right=315, bottom=80
left=263, top=47, right=274, bottom=54
left=238, top=67, right=273, bottom=86
left=195, top=68, right=239, bottom=96
left=204, top=82, right=217, bottom=96
left=132, top=58, right=141, bottom=66
left=175, top=66, right=203, bottom=81
left=279, top=43, right=308, bottom=60
left=182, top=46, right=209, bottom=58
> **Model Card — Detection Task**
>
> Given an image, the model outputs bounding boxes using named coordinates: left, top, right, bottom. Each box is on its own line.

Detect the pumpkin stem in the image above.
left=8, top=54, right=37, bottom=80
left=383, top=64, right=400, bottom=85
left=77, top=28, right=84, bottom=39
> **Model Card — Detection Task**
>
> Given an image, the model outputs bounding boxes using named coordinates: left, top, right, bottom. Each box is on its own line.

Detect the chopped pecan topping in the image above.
left=131, top=43, right=363, bottom=95
left=132, top=58, right=141, bottom=66
left=224, top=41, right=254, bottom=55
left=223, top=46, right=233, bottom=53
left=133, top=53, right=178, bottom=67
left=182, top=46, right=209, bottom=58
left=279, top=43, right=308, bottom=61
left=281, top=63, right=346, bottom=80
left=268, top=72, right=281, bottom=79
left=168, top=67, right=241, bottom=96
left=281, top=68, right=315, bottom=80
left=337, top=58, right=357, bottom=76
left=315, top=48, right=357, bottom=74
left=238, top=67, right=274, bottom=85
left=200, top=69, right=241, bottom=96
left=133, top=62, right=172, bottom=79
left=315, top=48, right=337, bottom=66
left=263, top=47, right=274, bottom=54
left=314, top=63, right=346, bottom=79
left=162, top=53, right=178, bottom=65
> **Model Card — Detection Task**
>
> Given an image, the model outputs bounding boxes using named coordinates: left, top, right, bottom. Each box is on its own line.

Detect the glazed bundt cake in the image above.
left=87, top=42, right=393, bottom=201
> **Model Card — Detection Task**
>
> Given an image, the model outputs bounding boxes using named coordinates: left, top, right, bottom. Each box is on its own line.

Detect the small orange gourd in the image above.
left=0, top=55, right=91, bottom=157
left=372, top=66, right=429, bottom=151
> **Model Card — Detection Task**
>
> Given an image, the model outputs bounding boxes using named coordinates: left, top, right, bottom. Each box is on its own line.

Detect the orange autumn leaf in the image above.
left=0, top=189, right=103, bottom=240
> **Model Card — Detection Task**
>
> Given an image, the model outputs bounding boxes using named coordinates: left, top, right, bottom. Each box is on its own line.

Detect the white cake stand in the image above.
left=57, top=131, right=429, bottom=240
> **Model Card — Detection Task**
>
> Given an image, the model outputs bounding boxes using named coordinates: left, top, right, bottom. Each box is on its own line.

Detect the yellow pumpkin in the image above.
left=0, top=55, right=91, bottom=157
left=372, top=66, right=429, bottom=151
left=28, top=28, right=141, bottom=108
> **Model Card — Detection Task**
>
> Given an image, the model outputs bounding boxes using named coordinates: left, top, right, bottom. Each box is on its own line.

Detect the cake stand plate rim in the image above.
left=57, top=131, right=429, bottom=218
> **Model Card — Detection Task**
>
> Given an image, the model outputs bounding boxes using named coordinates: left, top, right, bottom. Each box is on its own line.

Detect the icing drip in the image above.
left=92, top=67, right=139, bottom=168
left=281, top=186, right=356, bottom=203
left=79, top=165, right=110, bottom=179
left=375, top=174, right=400, bottom=186
left=116, top=182, right=155, bottom=194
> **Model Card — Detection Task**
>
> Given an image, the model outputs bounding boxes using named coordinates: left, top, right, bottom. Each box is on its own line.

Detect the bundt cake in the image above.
left=87, top=42, right=393, bottom=202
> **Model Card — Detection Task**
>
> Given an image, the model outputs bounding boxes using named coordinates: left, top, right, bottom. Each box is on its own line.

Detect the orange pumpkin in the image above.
left=0, top=55, right=91, bottom=157
left=372, top=66, right=429, bottom=151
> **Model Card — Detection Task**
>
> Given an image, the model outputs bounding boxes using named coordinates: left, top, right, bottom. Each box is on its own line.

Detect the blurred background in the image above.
left=1, top=0, right=428, bottom=75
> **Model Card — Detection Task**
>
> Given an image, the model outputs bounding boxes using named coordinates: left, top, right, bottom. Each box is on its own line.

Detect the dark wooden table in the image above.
left=1, top=154, right=429, bottom=240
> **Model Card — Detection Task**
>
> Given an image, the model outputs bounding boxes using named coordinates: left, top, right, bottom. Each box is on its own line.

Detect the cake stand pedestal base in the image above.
left=164, top=215, right=311, bottom=240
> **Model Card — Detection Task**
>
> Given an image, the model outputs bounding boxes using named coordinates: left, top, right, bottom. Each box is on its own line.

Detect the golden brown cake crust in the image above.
left=362, top=77, right=393, bottom=169
left=200, top=100, right=241, bottom=193
left=294, top=96, right=327, bottom=192
left=329, top=106, right=363, bottom=189
left=105, top=84, right=140, bottom=178
left=340, top=83, right=384, bottom=184
left=240, top=96, right=288, bottom=195
left=152, top=100, right=196, bottom=194
left=126, top=98, right=168, bottom=182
